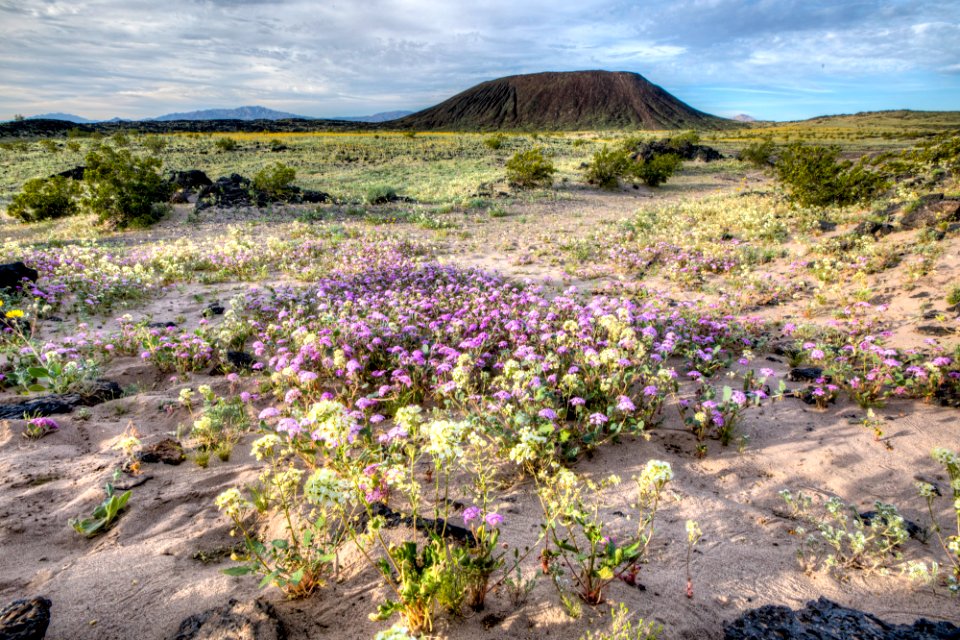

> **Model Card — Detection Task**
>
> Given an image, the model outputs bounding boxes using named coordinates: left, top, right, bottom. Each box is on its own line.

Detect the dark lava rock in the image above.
left=227, top=351, right=254, bottom=370
left=788, top=367, right=826, bottom=382
left=209, top=351, right=257, bottom=376
left=859, top=510, right=925, bottom=540
left=0, top=262, right=39, bottom=293
left=628, top=137, right=723, bottom=163
left=299, top=189, right=330, bottom=203
left=0, top=380, right=122, bottom=420
left=195, top=173, right=330, bottom=211
left=169, top=189, right=191, bottom=204
left=356, top=502, right=476, bottom=545
left=203, top=302, right=225, bottom=317
left=852, top=219, right=895, bottom=238
left=53, top=166, right=85, bottom=180
left=0, top=596, right=51, bottom=640
left=147, top=321, right=178, bottom=329
left=168, top=170, right=213, bottom=191
left=917, top=325, right=955, bottom=337
left=900, top=193, right=960, bottom=230
left=196, top=174, right=254, bottom=211
left=723, top=596, right=959, bottom=640
left=817, top=219, right=837, bottom=232
left=137, top=438, right=185, bottom=465
left=170, top=599, right=285, bottom=640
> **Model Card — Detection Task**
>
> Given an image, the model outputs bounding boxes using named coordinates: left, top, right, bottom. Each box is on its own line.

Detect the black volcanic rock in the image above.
left=0, top=262, right=38, bottom=293
left=0, top=596, right=51, bottom=640
left=724, top=597, right=959, bottom=640
left=395, top=70, right=735, bottom=131
left=168, top=170, right=213, bottom=191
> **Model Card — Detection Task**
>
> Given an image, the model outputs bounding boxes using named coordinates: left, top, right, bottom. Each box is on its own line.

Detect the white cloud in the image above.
left=0, top=0, right=957, bottom=119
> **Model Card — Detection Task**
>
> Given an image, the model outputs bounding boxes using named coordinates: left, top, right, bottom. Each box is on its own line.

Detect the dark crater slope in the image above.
left=395, top=70, right=735, bottom=131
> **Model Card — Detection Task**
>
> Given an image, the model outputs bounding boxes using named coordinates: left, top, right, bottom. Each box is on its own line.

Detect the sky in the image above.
left=0, top=0, right=958, bottom=122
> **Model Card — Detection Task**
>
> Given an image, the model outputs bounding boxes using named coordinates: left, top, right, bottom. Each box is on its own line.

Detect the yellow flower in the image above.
left=5, top=310, right=24, bottom=319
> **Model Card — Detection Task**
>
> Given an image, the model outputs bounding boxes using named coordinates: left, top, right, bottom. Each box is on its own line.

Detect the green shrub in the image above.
left=947, top=285, right=960, bottom=307
left=252, top=162, right=296, bottom=200
left=7, top=175, right=81, bottom=222
left=738, top=138, right=776, bottom=168
left=39, top=139, right=59, bottom=153
left=774, top=143, right=887, bottom=207
left=83, top=146, right=171, bottom=227
left=111, top=131, right=130, bottom=147
left=142, top=135, right=167, bottom=153
left=505, top=148, right=556, bottom=188
left=584, top=146, right=630, bottom=189
left=215, top=137, right=239, bottom=152
left=668, top=130, right=700, bottom=150
left=628, top=153, right=682, bottom=187
left=483, top=133, right=506, bottom=150
left=366, top=185, right=398, bottom=204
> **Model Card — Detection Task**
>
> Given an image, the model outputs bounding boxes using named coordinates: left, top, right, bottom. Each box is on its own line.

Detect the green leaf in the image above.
left=222, top=566, right=255, bottom=576
left=27, top=367, right=50, bottom=379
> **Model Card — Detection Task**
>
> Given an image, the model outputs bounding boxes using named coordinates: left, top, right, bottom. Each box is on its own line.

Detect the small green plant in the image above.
left=142, top=135, right=167, bottom=153
left=39, top=139, right=59, bottom=153
left=216, top=437, right=347, bottom=598
left=252, top=162, right=296, bottom=200
left=947, top=286, right=960, bottom=307
left=215, top=137, right=239, bottom=152
left=914, top=448, right=960, bottom=595
left=779, top=490, right=909, bottom=578
left=23, top=416, right=60, bottom=439
left=7, top=175, right=81, bottom=222
left=579, top=602, right=663, bottom=640
left=738, top=138, right=776, bottom=168
left=483, top=133, right=506, bottom=150
left=70, top=480, right=132, bottom=537
left=505, top=148, right=556, bottom=188
left=539, top=462, right=672, bottom=606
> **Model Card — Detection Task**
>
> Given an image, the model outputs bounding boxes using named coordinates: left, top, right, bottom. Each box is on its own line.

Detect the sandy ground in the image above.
left=1, top=174, right=958, bottom=639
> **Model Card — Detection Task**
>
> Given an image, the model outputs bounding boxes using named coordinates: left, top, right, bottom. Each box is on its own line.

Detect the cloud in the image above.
left=0, top=0, right=957, bottom=120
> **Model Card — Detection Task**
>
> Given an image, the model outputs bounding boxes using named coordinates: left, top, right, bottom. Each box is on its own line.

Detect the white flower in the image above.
left=304, top=468, right=350, bottom=508
left=374, top=624, right=415, bottom=640
left=638, top=459, right=673, bottom=488
left=423, top=419, right=468, bottom=461
left=215, top=488, right=251, bottom=519
left=251, top=434, right=284, bottom=461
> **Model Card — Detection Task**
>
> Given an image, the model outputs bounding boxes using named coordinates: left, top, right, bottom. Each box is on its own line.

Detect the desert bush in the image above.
left=366, top=185, right=398, bottom=204
left=252, top=162, right=296, bottom=200
left=111, top=131, right=130, bottom=147
left=505, top=148, right=556, bottom=188
left=628, top=153, right=682, bottom=187
left=215, top=137, right=239, bottom=152
left=39, top=139, right=59, bottom=153
left=738, top=138, right=776, bottom=168
left=142, top=135, right=167, bottom=153
left=667, top=130, right=700, bottom=149
left=584, top=146, right=630, bottom=189
left=774, top=143, right=887, bottom=207
left=947, top=286, right=960, bottom=307
left=483, top=133, right=506, bottom=150
left=83, top=146, right=171, bottom=227
left=7, top=175, right=81, bottom=222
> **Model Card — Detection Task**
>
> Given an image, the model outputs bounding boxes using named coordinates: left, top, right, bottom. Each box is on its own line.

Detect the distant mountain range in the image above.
left=22, top=106, right=413, bottom=123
